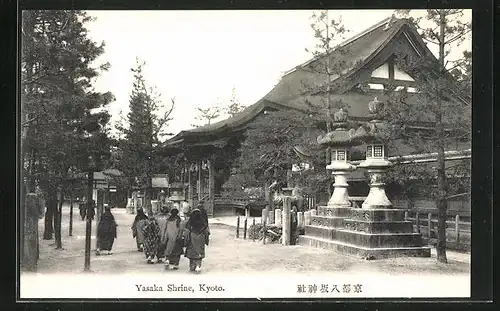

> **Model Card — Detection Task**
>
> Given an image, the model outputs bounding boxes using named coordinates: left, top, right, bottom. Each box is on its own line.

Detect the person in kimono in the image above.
left=183, top=209, right=210, bottom=273
left=163, top=207, right=184, bottom=270
left=96, top=206, right=117, bottom=255
left=195, top=202, right=209, bottom=226
left=131, top=208, right=148, bottom=252
left=155, top=205, right=170, bottom=264
left=143, top=217, right=161, bottom=264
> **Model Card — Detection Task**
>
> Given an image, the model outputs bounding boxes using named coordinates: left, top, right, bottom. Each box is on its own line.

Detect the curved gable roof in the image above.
left=165, top=16, right=469, bottom=146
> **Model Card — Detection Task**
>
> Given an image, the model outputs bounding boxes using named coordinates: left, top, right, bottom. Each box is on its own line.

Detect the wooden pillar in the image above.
left=208, top=158, right=215, bottom=217
left=197, top=160, right=202, bottom=201
left=188, top=164, right=193, bottom=206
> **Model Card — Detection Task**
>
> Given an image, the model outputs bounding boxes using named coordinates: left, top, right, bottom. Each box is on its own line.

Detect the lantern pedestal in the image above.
left=312, top=161, right=355, bottom=229
left=358, top=158, right=393, bottom=209
left=300, top=156, right=430, bottom=259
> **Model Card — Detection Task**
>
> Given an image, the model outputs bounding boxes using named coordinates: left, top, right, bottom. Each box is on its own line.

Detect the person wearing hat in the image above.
left=163, top=206, right=184, bottom=270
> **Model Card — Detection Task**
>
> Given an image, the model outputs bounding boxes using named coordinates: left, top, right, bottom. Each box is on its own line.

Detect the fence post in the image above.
left=252, top=218, right=256, bottom=241
left=236, top=216, right=240, bottom=238
left=455, top=214, right=460, bottom=248
left=282, top=197, right=291, bottom=246
left=428, top=213, right=432, bottom=239
left=275, top=209, right=282, bottom=228
left=416, top=212, right=420, bottom=233
left=243, top=217, right=248, bottom=240
left=404, top=211, right=408, bottom=221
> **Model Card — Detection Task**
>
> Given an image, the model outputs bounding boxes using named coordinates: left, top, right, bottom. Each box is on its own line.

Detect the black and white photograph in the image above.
left=19, top=8, right=474, bottom=299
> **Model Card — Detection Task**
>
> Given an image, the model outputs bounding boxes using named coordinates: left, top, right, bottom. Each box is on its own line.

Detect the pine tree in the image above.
left=383, top=9, right=472, bottom=263
left=227, top=10, right=352, bottom=198
left=225, top=87, right=245, bottom=117
left=115, top=58, right=175, bottom=215
left=21, top=10, right=114, bottom=248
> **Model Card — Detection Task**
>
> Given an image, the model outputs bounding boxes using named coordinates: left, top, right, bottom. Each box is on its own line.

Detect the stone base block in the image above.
left=343, top=219, right=414, bottom=234
left=318, top=206, right=352, bottom=217
left=304, top=225, right=336, bottom=240
left=298, top=236, right=431, bottom=260
left=334, top=229, right=425, bottom=248
left=311, top=215, right=345, bottom=228
left=350, top=208, right=406, bottom=222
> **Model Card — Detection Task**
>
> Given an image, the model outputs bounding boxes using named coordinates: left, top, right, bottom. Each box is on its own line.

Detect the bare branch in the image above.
left=444, top=29, right=471, bottom=45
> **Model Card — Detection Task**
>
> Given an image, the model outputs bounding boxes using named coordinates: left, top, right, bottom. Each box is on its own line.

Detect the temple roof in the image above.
left=165, top=16, right=470, bottom=147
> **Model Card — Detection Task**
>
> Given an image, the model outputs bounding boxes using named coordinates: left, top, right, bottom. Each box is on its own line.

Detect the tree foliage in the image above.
left=191, top=101, right=223, bottom=127
left=114, top=58, right=175, bottom=214
left=226, top=11, right=352, bottom=195
left=21, top=10, right=114, bottom=246
left=225, top=87, right=246, bottom=117
left=384, top=9, right=472, bottom=263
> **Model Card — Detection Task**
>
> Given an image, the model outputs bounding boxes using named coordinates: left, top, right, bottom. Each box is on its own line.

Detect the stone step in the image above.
left=318, top=206, right=352, bottom=217
left=334, top=229, right=425, bottom=248
left=298, top=235, right=432, bottom=260
left=311, top=215, right=345, bottom=228
left=350, top=208, right=406, bottom=222
left=343, top=219, right=414, bottom=234
left=304, top=225, right=336, bottom=240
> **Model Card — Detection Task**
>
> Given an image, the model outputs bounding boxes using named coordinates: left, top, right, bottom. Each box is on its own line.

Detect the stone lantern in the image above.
left=317, top=108, right=363, bottom=210
left=311, top=108, right=364, bottom=229
left=356, top=97, right=393, bottom=209
left=298, top=98, right=431, bottom=259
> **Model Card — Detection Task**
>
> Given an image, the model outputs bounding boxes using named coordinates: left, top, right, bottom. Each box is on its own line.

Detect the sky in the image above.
left=84, top=10, right=471, bottom=138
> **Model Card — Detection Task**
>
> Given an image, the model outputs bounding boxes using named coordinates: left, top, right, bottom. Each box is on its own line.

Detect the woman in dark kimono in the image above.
left=163, top=207, right=184, bottom=270
left=183, top=209, right=210, bottom=273
left=96, top=206, right=117, bottom=255
left=131, top=208, right=148, bottom=252
left=143, top=217, right=161, bottom=264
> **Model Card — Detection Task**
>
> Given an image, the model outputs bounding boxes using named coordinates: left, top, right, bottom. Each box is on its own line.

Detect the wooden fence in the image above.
left=404, top=210, right=471, bottom=251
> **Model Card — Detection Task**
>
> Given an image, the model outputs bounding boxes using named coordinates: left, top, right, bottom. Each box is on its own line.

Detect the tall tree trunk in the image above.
left=54, top=190, right=63, bottom=249
left=69, top=190, right=73, bottom=236
left=43, top=188, right=56, bottom=240
left=436, top=9, right=448, bottom=263
left=22, top=193, right=40, bottom=271
left=84, top=171, right=94, bottom=271
left=20, top=181, right=26, bottom=266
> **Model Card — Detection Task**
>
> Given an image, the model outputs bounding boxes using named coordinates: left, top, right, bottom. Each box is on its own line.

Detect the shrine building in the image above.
left=162, top=17, right=471, bottom=218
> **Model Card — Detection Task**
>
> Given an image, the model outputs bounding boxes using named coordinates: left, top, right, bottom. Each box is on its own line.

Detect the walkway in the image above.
left=20, top=205, right=471, bottom=298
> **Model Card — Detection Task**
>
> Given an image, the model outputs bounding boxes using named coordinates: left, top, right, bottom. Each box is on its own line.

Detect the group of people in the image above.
left=131, top=202, right=210, bottom=273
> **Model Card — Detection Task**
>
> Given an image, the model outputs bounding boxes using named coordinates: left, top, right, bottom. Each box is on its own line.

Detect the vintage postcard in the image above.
left=19, top=9, right=472, bottom=300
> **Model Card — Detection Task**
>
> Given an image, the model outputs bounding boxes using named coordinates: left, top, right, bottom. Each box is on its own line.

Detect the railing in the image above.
left=404, top=211, right=471, bottom=251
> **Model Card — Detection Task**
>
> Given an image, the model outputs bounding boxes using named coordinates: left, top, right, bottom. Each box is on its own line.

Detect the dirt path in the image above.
left=31, top=206, right=470, bottom=276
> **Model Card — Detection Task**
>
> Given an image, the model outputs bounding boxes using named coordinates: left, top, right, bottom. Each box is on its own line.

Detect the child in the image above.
left=183, top=209, right=210, bottom=273
left=163, top=207, right=184, bottom=270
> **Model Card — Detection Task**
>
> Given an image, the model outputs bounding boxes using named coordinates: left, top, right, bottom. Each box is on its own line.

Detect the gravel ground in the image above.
left=28, top=205, right=470, bottom=276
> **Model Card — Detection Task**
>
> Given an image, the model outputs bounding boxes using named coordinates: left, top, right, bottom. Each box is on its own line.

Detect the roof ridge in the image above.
left=282, top=16, right=396, bottom=77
